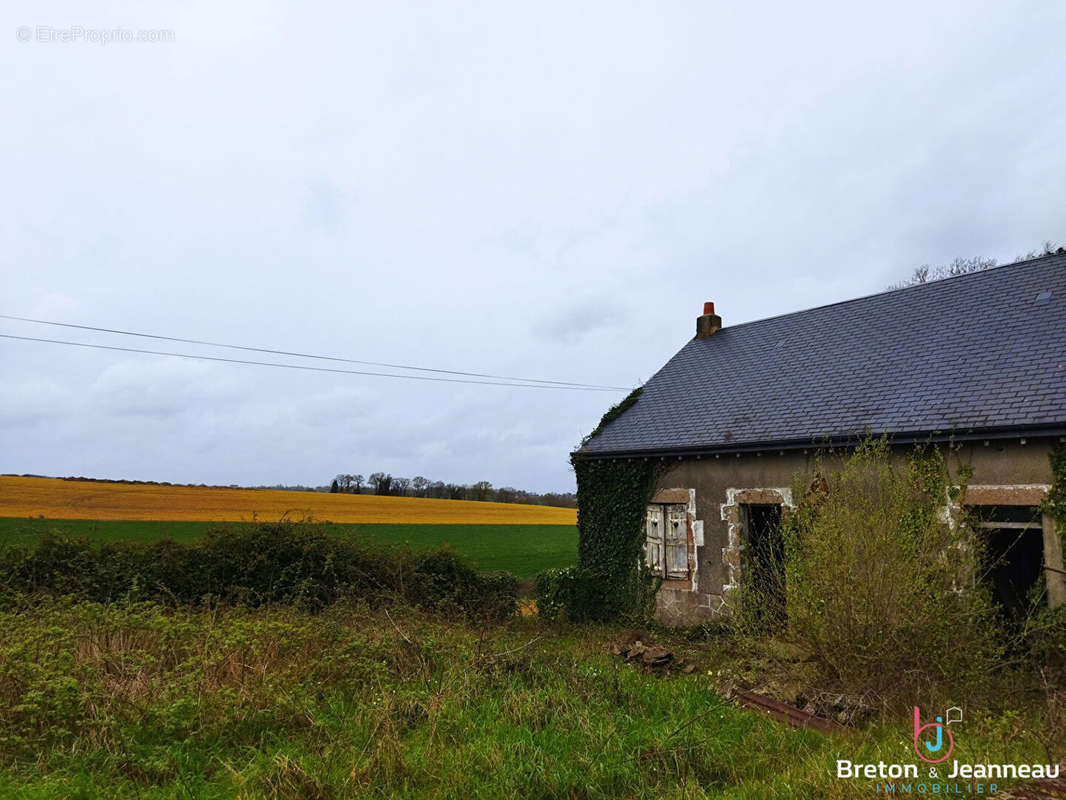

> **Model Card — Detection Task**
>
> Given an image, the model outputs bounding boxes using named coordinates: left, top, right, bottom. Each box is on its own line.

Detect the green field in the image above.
left=0, top=518, right=577, bottom=579
left=0, top=520, right=1059, bottom=798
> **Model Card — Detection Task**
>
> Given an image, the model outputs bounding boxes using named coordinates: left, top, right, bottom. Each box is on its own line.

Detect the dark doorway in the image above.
left=743, top=503, right=785, bottom=622
left=975, top=506, right=1045, bottom=624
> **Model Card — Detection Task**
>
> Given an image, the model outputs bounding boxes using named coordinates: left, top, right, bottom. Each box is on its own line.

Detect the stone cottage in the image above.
left=572, top=253, right=1066, bottom=625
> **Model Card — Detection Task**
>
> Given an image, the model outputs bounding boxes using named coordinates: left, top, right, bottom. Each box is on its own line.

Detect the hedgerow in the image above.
left=0, top=522, right=517, bottom=620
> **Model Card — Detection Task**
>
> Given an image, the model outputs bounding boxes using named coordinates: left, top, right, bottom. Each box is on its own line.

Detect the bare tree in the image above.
left=891, top=242, right=1062, bottom=290
left=541, top=492, right=578, bottom=509
left=890, top=255, right=997, bottom=289
left=369, top=472, right=393, bottom=496
left=338, top=471, right=575, bottom=506
left=470, top=480, right=494, bottom=502
left=1014, top=240, right=1063, bottom=261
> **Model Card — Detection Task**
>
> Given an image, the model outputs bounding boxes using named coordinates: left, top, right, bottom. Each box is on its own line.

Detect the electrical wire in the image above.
left=0, top=333, right=627, bottom=392
left=0, top=313, right=628, bottom=390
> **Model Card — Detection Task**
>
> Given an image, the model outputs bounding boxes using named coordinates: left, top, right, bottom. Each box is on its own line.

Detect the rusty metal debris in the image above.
left=729, top=686, right=847, bottom=735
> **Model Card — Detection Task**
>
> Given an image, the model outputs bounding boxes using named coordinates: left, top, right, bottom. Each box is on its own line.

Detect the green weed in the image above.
left=0, top=601, right=1058, bottom=799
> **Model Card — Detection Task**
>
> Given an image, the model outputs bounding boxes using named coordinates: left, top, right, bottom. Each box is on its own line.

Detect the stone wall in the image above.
left=642, top=438, right=1061, bottom=626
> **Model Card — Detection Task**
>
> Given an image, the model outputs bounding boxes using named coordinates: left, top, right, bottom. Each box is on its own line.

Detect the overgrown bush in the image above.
left=772, top=440, right=1004, bottom=703
left=411, top=549, right=517, bottom=619
left=1041, top=445, right=1066, bottom=533
left=1029, top=445, right=1066, bottom=671
left=1022, top=603, right=1066, bottom=668
left=533, top=567, right=578, bottom=620
left=0, top=523, right=516, bottom=620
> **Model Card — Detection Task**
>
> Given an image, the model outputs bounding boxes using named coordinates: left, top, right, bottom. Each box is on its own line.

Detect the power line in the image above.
left=0, top=333, right=626, bottom=392
left=0, top=313, right=628, bottom=391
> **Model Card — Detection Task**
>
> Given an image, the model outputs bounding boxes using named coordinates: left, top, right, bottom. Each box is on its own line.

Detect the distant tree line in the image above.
left=890, top=240, right=1062, bottom=289
left=329, top=472, right=576, bottom=508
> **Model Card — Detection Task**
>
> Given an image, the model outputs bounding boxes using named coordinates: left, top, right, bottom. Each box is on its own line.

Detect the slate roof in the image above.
left=577, top=253, right=1066, bottom=458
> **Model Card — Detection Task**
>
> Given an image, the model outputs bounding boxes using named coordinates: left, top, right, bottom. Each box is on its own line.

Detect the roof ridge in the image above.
left=714, top=251, right=1064, bottom=336
left=580, top=248, right=1066, bottom=455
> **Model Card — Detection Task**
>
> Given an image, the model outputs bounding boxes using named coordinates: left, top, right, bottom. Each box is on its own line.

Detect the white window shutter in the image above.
left=645, top=506, right=664, bottom=573
left=664, top=504, right=689, bottom=579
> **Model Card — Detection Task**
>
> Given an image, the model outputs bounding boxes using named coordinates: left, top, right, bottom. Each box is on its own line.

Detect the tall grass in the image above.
left=0, top=600, right=1052, bottom=799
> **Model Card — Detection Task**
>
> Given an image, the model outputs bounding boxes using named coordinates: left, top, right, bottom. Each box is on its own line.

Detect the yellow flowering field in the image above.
left=0, top=476, right=577, bottom=525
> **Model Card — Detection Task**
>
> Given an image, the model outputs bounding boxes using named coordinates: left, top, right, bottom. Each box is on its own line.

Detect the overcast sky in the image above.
left=2, top=1, right=1064, bottom=492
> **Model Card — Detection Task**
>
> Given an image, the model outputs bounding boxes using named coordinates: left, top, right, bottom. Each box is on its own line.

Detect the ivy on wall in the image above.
left=581, top=387, right=642, bottom=446
left=568, top=457, right=658, bottom=621
left=553, top=387, right=659, bottom=621
left=1032, top=445, right=1066, bottom=664
left=1042, top=445, right=1066, bottom=533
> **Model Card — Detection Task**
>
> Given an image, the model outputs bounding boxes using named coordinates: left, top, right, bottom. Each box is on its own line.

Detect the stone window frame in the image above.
left=714, top=483, right=1065, bottom=610
left=720, top=488, right=795, bottom=596
left=646, top=488, right=703, bottom=592
left=960, top=484, right=1064, bottom=609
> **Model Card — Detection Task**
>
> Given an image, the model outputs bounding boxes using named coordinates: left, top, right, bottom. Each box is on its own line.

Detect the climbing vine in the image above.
left=1041, top=445, right=1066, bottom=534
left=567, top=456, right=658, bottom=621
left=581, top=387, right=642, bottom=446
left=536, top=387, right=657, bottom=622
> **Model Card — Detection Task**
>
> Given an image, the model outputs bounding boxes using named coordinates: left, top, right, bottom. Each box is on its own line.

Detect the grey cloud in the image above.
left=532, top=300, right=632, bottom=346
left=303, top=178, right=349, bottom=234
left=2, top=0, right=1064, bottom=491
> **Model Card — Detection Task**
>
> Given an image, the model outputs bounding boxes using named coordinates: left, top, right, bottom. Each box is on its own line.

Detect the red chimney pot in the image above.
left=703, top=302, right=715, bottom=315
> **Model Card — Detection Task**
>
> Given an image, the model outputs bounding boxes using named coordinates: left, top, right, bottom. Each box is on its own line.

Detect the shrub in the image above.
left=470, top=571, right=519, bottom=620
left=773, top=440, right=1004, bottom=703
left=1023, top=603, right=1066, bottom=668
left=534, top=567, right=577, bottom=620
left=532, top=564, right=658, bottom=623
left=192, top=523, right=392, bottom=608
left=0, top=523, right=517, bottom=621
left=411, top=549, right=517, bottom=619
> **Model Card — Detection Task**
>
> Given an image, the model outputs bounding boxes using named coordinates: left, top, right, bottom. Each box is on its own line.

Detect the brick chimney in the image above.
left=695, top=301, right=722, bottom=338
